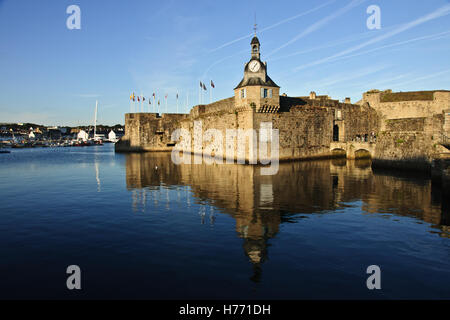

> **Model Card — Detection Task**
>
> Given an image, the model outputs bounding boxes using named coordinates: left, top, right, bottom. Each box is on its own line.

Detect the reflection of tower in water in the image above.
left=124, top=152, right=282, bottom=282
left=237, top=210, right=279, bottom=283
left=123, top=153, right=450, bottom=280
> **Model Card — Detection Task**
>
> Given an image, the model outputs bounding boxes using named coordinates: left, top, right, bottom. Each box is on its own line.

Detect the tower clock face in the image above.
left=248, top=60, right=261, bottom=72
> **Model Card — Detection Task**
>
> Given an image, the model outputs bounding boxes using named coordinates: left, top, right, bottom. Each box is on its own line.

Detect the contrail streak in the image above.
left=208, top=0, right=336, bottom=53
left=267, top=0, right=367, bottom=57
left=201, top=49, right=248, bottom=79
left=392, top=69, right=450, bottom=88
left=268, top=28, right=384, bottom=63
left=310, top=30, right=450, bottom=67
left=293, top=4, right=450, bottom=72
left=306, top=65, right=388, bottom=88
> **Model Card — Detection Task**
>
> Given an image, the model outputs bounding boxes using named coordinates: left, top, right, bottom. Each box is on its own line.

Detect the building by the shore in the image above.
left=115, top=35, right=450, bottom=179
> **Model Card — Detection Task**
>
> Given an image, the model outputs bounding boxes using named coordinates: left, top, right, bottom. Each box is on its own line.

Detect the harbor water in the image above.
left=0, top=144, right=449, bottom=299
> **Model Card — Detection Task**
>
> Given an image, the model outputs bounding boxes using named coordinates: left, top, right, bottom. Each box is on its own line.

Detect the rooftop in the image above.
left=234, top=75, right=279, bottom=90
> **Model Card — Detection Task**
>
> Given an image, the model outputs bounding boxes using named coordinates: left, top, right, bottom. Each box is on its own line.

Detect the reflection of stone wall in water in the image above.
left=362, top=172, right=443, bottom=225
left=125, top=153, right=450, bottom=243
left=124, top=153, right=450, bottom=279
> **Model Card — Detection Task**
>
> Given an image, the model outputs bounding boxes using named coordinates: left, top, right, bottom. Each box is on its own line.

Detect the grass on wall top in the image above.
left=379, top=90, right=449, bottom=102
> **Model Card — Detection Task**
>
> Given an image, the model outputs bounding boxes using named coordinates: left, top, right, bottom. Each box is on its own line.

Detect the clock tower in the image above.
left=234, top=34, right=280, bottom=113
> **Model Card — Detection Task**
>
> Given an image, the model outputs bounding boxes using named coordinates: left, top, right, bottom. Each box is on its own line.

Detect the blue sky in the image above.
left=0, top=0, right=449, bottom=126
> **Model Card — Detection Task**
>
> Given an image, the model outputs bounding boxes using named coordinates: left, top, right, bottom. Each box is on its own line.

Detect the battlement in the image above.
left=190, top=97, right=235, bottom=118
left=361, top=89, right=450, bottom=125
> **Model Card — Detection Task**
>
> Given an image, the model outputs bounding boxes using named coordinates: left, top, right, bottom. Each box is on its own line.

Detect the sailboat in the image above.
left=89, top=100, right=103, bottom=145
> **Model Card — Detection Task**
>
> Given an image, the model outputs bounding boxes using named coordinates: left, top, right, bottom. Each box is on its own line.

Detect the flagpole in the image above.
left=210, top=86, right=212, bottom=104
left=176, top=93, right=179, bottom=114
left=187, top=91, right=189, bottom=114
left=153, top=94, right=155, bottom=114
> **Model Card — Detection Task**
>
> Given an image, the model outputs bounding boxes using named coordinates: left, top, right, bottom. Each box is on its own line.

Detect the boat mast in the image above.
left=94, top=100, right=98, bottom=140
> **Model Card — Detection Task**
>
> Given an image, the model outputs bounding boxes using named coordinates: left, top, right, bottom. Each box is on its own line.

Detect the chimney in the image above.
left=309, top=91, right=316, bottom=100
left=345, top=97, right=351, bottom=104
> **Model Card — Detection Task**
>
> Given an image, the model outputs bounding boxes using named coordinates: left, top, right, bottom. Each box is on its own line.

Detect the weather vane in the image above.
left=253, top=13, right=257, bottom=36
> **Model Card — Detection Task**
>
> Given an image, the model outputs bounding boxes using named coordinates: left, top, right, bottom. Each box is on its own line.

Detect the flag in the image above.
left=203, top=83, right=207, bottom=91
left=130, top=92, right=135, bottom=100
left=137, top=97, right=140, bottom=102
left=142, top=97, right=145, bottom=102
left=153, top=93, right=155, bottom=98
left=158, top=100, right=160, bottom=105
left=149, top=100, right=151, bottom=104
left=200, top=81, right=203, bottom=88
left=211, top=80, right=215, bottom=88
left=176, top=93, right=178, bottom=99
left=165, top=94, right=168, bottom=99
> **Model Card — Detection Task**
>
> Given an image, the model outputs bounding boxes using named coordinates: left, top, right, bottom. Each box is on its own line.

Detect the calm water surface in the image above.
left=0, top=144, right=449, bottom=299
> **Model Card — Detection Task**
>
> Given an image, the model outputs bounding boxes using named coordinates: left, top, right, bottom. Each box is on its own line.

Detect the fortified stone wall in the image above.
left=117, top=95, right=380, bottom=163
left=190, top=97, right=235, bottom=118
left=361, top=90, right=450, bottom=130
left=373, top=115, right=447, bottom=171
left=179, top=106, right=255, bottom=162
left=115, top=113, right=189, bottom=152
left=337, top=102, right=380, bottom=141
left=254, top=106, right=333, bottom=161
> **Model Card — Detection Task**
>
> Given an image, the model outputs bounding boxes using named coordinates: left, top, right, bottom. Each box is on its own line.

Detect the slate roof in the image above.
left=251, top=36, right=260, bottom=45
left=234, top=75, right=279, bottom=89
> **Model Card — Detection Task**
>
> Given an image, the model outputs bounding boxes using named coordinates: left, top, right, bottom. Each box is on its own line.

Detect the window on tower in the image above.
left=241, top=88, right=246, bottom=99
left=261, top=88, right=268, bottom=98
left=253, top=45, right=258, bottom=53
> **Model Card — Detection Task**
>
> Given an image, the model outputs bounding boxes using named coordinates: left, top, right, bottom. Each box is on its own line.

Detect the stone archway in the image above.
left=331, top=148, right=346, bottom=158
left=354, top=149, right=372, bottom=159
